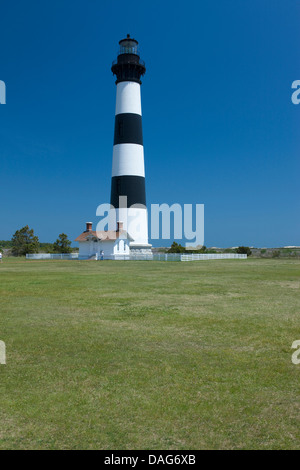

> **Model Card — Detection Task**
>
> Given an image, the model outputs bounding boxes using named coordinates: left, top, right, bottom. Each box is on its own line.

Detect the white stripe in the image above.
left=112, top=144, right=145, bottom=177
left=115, top=81, right=142, bottom=116
left=114, top=208, right=149, bottom=245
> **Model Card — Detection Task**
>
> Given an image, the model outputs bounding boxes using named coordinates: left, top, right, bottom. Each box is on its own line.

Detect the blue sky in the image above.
left=0, top=0, right=299, bottom=247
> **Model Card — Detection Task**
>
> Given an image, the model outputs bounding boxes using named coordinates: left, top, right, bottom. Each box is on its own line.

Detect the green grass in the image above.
left=0, top=258, right=299, bottom=450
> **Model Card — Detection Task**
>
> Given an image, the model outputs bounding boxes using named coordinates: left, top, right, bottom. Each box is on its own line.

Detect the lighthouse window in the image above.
left=120, top=43, right=138, bottom=55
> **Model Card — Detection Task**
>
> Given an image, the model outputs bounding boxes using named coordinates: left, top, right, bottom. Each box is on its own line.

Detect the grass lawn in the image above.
left=0, top=258, right=299, bottom=450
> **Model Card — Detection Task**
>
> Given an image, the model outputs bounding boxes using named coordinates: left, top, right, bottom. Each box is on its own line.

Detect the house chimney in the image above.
left=86, top=222, right=93, bottom=232
left=117, top=221, right=123, bottom=232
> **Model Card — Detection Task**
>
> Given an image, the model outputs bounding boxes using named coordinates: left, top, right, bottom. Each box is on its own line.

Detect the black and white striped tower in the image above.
left=110, top=34, right=151, bottom=253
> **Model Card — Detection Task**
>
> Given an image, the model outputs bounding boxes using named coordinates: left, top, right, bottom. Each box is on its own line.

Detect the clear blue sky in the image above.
left=0, top=0, right=299, bottom=247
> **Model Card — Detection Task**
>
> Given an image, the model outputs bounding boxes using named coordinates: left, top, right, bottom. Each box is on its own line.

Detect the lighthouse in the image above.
left=75, top=35, right=151, bottom=259
left=110, top=34, right=152, bottom=254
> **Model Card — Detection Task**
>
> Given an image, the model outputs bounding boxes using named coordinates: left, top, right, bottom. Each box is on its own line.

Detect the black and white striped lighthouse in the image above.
left=110, top=35, right=151, bottom=253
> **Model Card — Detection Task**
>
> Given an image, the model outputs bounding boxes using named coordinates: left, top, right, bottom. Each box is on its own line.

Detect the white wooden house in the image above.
left=75, top=222, right=132, bottom=259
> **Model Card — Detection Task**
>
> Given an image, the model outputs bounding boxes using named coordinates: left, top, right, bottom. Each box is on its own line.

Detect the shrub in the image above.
left=236, top=246, right=252, bottom=256
left=168, top=242, right=186, bottom=253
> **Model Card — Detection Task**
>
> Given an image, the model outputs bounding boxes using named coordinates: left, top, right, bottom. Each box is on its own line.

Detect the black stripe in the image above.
left=110, top=175, right=146, bottom=208
left=114, top=113, right=143, bottom=145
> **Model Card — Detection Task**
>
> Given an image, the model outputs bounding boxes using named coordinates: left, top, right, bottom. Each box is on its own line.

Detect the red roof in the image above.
left=75, top=230, right=132, bottom=242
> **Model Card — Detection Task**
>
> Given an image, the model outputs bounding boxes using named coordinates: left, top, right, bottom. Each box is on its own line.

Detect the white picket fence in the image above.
left=26, top=253, right=79, bottom=260
left=26, top=253, right=247, bottom=261
left=181, top=253, right=247, bottom=261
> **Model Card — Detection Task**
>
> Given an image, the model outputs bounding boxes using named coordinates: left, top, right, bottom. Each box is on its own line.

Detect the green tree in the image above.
left=53, top=233, right=72, bottom=253
left=236, top=246, right=252, bottom=256
left=39, top=243, right=55, bottom=253
left=11, top=226, right=39, bottom=256
left=168, top=242, right=186, bottom=253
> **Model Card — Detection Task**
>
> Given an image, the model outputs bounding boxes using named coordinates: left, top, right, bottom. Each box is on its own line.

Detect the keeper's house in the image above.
left=75, top=222, right=132, bottom=259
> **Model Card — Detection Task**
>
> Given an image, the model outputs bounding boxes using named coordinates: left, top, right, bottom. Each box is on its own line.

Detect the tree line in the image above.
left=168, top=242, right=252, bottom=256
left=0, top=226, right=74, bottom=256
